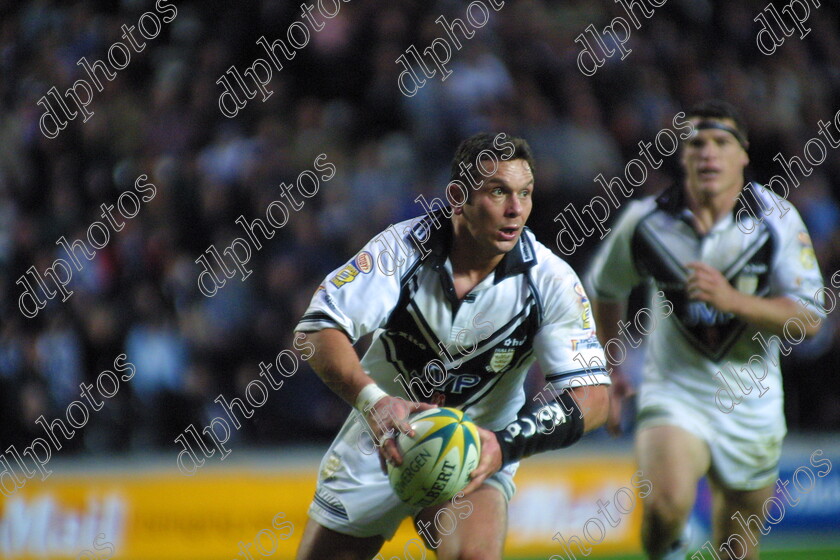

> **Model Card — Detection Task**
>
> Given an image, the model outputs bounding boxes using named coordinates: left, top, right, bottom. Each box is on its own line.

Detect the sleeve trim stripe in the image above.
left=300, top=311, right=339, bottom=323
left=551, top=374, right=612, bottom=387
left=585, top=288, right=628, bottom=303
left=545, top=368, right=609, bottom=382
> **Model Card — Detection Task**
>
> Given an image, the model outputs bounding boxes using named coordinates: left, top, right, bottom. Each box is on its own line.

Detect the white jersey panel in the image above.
left=586, top=198, right=655, bottom=302
left=296, top=214, right=609, bottom=430
left=586, top=184, right=825, bottom=439
left=295, top=219, right=426, bottom=342
left=530, top=242, right=612, bottom=391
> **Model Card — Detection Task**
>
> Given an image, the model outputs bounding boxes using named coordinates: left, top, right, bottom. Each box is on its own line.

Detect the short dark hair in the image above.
left=686, top=99, right=749, bottom=147
left=450, top=133, right=535, bottom=201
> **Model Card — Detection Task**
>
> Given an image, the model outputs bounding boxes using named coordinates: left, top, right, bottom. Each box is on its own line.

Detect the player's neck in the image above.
left=685, top=182, right=742, bottom=235
left=448, top=238, right=504, bottom=300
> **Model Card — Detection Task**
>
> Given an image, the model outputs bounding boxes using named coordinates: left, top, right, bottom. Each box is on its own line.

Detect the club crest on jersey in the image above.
left=488, top=348, right=515, bottom=373
left=574, top=282, right=592, bottom=329
left=320, top=453, right=342, bottom=480
left=736, top=274, right=758, bottom=295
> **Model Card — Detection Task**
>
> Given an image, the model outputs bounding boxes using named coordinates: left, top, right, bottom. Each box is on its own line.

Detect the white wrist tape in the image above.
left=354, top=383, right=388, bottom=413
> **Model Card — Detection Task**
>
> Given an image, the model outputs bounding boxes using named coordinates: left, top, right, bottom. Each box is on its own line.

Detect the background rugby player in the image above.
left=588, top=100, right=825, bottom=560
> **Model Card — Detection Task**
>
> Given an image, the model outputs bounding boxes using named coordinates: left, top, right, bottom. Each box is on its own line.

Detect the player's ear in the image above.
left=447, top=182, right=468, bottom=214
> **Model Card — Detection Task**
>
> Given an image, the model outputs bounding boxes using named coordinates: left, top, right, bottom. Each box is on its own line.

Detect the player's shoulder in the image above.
left=523, top=230, right=586, bottom=299
left=357, top=213, right=438, bottom=278
left=744, top=182, right=807, bottom=235
left=625, top=194, right=660, bottom=213
left=526, top=229, right=575, bottom=276
left=600, top=195, right=661, bottom=239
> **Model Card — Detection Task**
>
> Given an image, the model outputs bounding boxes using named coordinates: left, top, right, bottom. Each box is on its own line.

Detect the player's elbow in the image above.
left=574, top=384, right=609, bottom=433
left=803, top=321, right=822, bottom=339
left=791, top=312, right=823, bottom=339
left=802, top=308, right=825, bottom=338
left=790, top=299, right=824, bottom=339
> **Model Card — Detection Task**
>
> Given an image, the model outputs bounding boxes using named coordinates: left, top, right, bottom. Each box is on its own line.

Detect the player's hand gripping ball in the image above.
left=387, top=407, right=481, bottom=508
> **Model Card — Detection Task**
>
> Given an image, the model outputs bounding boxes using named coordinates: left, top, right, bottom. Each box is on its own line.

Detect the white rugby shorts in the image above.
left=308, top=413, right=519, bottom=539
left=637, top=383, right=783, bottom=490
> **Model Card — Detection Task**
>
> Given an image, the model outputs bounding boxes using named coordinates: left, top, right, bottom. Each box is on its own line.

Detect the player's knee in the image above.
left=456, top=546, right=501, bottom=560
left=644, top=492, right=691, bottom=531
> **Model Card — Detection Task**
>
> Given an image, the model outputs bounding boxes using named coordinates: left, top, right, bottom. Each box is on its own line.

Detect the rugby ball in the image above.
left=387, top=407, right=481, bottom=508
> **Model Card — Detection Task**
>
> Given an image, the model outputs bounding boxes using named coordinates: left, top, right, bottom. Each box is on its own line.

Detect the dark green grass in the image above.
left=511, top=549, right=840, bottom=560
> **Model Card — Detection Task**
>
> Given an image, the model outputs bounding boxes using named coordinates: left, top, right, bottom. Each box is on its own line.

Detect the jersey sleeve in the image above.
left=295, top=230, right=413, bottom=343
left=532, top=251, right=611, bottom=392
left=586, top=199, right=651, bottom=301
left=768, top=201, right=826, bottom=313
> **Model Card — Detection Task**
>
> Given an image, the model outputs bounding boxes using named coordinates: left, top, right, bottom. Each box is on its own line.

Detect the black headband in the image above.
left=692, top=120, right=749, bottom=150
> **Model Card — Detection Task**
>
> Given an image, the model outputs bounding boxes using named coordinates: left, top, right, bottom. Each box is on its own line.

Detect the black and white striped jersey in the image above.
left=587, top=183, right=825, bottom=433
left=297, top=212, right=610, bottom=430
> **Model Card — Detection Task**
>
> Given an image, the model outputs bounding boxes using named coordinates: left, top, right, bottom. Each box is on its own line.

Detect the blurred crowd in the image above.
left=1, top=0, right=839, bottom=457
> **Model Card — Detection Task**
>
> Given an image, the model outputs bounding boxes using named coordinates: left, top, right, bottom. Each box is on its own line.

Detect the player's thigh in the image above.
left=708, top=479, right=773, bottom=559
left=296, top=517, right=384, bottom=560
left=415, top=485, right=507, bottom=560
left=636, top=424, right=711, bottom=515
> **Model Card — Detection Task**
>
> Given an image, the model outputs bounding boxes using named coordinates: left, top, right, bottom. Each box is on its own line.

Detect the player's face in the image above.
left=455, top=158, right=534, bottom=257
left=681, top=118, right=749, bottom=203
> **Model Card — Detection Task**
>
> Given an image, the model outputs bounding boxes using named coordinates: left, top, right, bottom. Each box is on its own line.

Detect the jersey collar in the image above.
left=655, top=182, right=767, bottom=222
left=493, top=228, right=538, bottom=283
left=412, top=210, right=538, bottom=283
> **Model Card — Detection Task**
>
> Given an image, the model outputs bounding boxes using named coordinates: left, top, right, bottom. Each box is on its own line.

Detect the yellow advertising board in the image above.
left=386, top=454, right=645, bottom=559
left=0, top=455, right=643, bottom=559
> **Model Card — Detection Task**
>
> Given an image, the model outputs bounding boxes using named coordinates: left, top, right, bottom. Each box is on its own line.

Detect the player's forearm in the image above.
left=494, top=383, right=609, bottom=466
left=591, top=299, right=625, bottom=348
left=727, top=294, right=822, bottom=338
left=570, top=384, right=609, bottom=433
left=297, top=328, right=376, bottom=406
left=591, top=299, right=627, bottom=378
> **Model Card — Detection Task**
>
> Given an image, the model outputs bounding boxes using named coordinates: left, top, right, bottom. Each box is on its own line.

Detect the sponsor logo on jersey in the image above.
left=519, top=235, right=534, bottom=262
left=330, top=263, right=361, bottom=288
left=355, top=251, right=374, bottom=274
left=741, top=263, right=768, bottom=275
left=800, top=247, right=817, bottom=269
left=330, top=252, right=373, bottom=288
left=798, top=231, right=813, bottom=247
left=571, top=333, right=601, bottom=351
left=736, top=274, right=758, bottom=295
left=684, top=301, right=734, bottom=326
left=503, top=337, right=525, bottom=347
left=440, top=373, right=483, bottom=393
left=488, top=347, right=515, bottom=373
left=393, top=330, right=428, bottom=350
left=796, top=231, right=817, bottom=269
left=324, top=293, right=342, bottom=314
left=574, top=282, right=592, bottom=329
